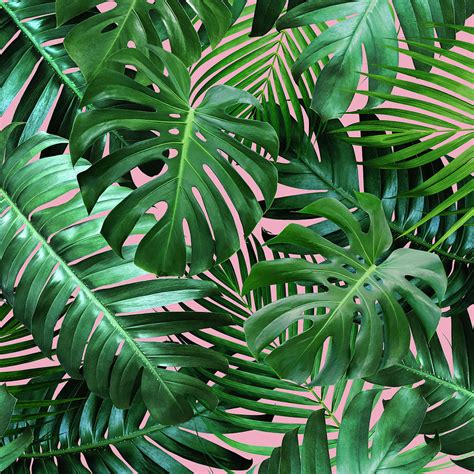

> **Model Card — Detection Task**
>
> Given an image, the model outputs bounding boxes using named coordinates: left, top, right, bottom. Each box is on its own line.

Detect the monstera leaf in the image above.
left=243, top=193, right=447, bottom=386
left=276, top=0, right=398, bottom=120
left=276, top=0, right=472, bottom=120
left=260, top=388, right=440, bottom=473
left=57, top=0, right=232, bottom=78
left=369, top=311, right=474, bottom=462
left=70, top=45, right=278, bottom=276
left=0, top=127, right=232, bottom=426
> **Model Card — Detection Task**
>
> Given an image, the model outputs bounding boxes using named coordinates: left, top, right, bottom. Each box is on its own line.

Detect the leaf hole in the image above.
left=182, top=219, right=191, bottom=246
left=167, top=148, right=178, bottom=159
left=217, top=149, right=229, bottom=160
left=191, top=187, right=216, bottom=242
left=196, top=131, right=207, bottom=142
left=168, top=128, right=180, bottom=135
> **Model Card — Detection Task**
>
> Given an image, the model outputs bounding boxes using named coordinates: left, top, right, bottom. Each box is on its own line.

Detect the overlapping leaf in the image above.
left=276, top=0, right=398, bottom=120
left=334, top=31, right=474, bottom=249
left=369, top=311, right=474, bottom=462
left=276, top=0, right=472, bottom=120
left=0, top=1, right=84, bottom=146
left=57, top=0, right=232, bottom=77
left=71, top=45, right=278, bottom=276
left=243, top=193, right=447, bottom=386
left=190, top=3, right=324, bottom=145
left=2, top=376, right=251, bottom=473
left=0, top=127, right=231, bottom=426
left=0, top=385, right=32, bottom=471
left=260, top=388, right=440, bottom=473
left=264, top=106, right=473, bottom=267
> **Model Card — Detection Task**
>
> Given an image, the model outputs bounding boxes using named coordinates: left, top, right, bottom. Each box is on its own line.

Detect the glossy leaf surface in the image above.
left=71, top=46, right=278, bottom=276
left=244, top=193, right=447, bottom=385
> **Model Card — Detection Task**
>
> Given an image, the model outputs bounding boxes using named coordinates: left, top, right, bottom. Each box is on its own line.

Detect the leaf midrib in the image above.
left=1, top=3, right=84, bottom=101
left=0, top=189, right=177, bottom=405
left=89, top=0, right=139, bottom=79
left=20, top=422, right=165, bottom=459
left=393, top=361, right=473, bottom=399
left=160, top=107, right=196, bottom=265
left=289, top=264, right=377, bottom=372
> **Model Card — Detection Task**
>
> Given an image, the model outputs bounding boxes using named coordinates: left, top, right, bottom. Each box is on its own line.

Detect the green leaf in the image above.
left=337, top=388, right=438, bottom=473
left=0, top=386, right=32, bottom=471
left=0, top=430, right=32, bottom=472
left=368, top=311, right=474, bottom=460
left=333, top=33, right=474, bottom=247
left=190, top=2, right=324, bottom=133
left=260, top=388, right=439, bottom=473
left=250, top=0, right=287, bottom=36
left=0, top=1, right=84, bottom=144
left=70, top=46, right=278, bottom=276
left=0, top=128, right=232, bottom=426
left=243, top=193, right=447, bottom=385
left=0, top=386, right=16, bottom=437
left=4, top=377, right=251, bottom=472
left=58, top=0, right=232, bottom=77
left=276, top=0, right=398, bottom=120
left=264, top=106, right=473, bottom=265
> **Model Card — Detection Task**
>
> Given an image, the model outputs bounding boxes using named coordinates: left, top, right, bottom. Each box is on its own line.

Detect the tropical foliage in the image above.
left=0, top=0, right=472, bottom=472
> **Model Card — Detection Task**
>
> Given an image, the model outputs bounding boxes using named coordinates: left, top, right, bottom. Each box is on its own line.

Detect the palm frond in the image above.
left=0, top=1, right=84, bottom=146
left=2, top=376, right=251, bottom=473
left=0, top=126, right=232, bottom=426
left=190, top=3, right=324, bottom=133
left=369, top=310, right=474, bottom=463
left=334, top=29, right=474, bottom=248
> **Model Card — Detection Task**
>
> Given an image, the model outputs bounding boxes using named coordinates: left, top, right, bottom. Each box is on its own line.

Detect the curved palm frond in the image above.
left=1, top=302, right=252, bottom=472
left=0, top=127, right=233, bottom=426
left=369, top=311, right=474, bottom=463
left=2, top=375, right=252, bottom=473
left=190, top=3, right=324, bottom=135
left=334, top=31, right=474, bottom=250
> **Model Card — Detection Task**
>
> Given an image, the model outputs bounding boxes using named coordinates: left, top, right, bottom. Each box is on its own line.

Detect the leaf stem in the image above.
left=310, top=389, right=341, bottom=427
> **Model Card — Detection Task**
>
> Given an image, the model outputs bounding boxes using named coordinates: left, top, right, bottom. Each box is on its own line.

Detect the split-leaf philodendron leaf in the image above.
left=243, top=193, right=447, bottom=385
left=261, top=387, right=440, bottom=474
left=70, top=45, right=278, bottom=277
left=58, top=0, right=232, bottom=78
